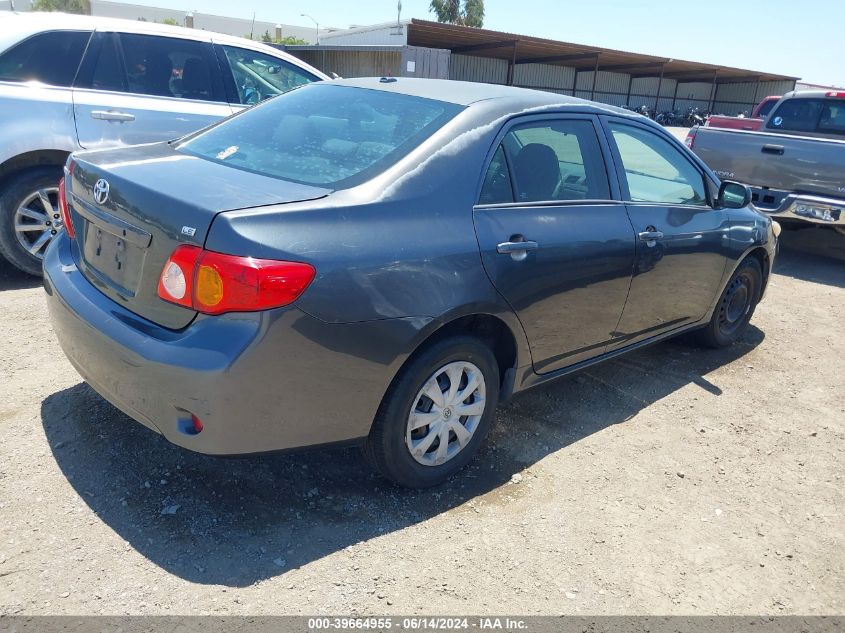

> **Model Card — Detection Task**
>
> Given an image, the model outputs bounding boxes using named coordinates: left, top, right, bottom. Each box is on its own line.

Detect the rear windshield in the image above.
left=757, top=99, right=777, bottom=118
left=767, top=98, right=845, bottom=135
left=177, top=83, right=463, bottom=187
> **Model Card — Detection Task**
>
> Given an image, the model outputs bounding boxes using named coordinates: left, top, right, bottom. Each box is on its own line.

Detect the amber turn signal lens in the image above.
left=195, top=264, right=224, bottom=307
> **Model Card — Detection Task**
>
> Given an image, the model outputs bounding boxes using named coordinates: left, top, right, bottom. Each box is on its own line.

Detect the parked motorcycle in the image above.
left=656, top=110, right=678, bottom=126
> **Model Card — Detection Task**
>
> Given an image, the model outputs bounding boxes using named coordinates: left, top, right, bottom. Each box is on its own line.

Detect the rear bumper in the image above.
left=44, top=235, right=424, bottom=455
left=752, top=189, right=845, bottom=226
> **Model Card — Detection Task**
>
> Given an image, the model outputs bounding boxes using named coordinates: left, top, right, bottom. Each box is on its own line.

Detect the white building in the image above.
left=0, top=0, right=324, bottom=42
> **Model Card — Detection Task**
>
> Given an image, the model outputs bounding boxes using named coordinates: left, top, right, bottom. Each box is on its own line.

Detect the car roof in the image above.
left=782, top=89, right=842, bottom=100
left=1, top=12, right=328, bottom=78
left=331, top=76, right=632, bottom=113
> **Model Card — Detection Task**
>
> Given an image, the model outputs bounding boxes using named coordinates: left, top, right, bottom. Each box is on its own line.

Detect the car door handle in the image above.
left=91, top=110, right=135, bottom=122
left=761, top=144, right=784, bottom=155
left=638, top=229, right=664, bottom=241
left=497, top=240, right=538, bottom=254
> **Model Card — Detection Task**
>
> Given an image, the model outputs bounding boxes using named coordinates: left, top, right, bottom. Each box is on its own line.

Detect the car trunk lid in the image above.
left=67, top=142, right=330, bottom=329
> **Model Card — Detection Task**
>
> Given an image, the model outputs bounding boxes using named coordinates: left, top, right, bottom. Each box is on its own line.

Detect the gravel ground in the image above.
left=0, top=227, right=843, bottom=616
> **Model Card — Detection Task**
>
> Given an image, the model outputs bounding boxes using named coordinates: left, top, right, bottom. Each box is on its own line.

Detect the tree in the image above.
left=277, top=35, right=307, bottom=45
left=160, top=18, right=179, bottom=26
left=31, top=0, right=91, bottom=14
left=261, top=30, right=273, bottom=44
left=429, top=0, right=483, bottom=27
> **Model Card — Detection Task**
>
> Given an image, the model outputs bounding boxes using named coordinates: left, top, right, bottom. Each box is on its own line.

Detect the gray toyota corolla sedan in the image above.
left=44, top=78, right=777, bottom=487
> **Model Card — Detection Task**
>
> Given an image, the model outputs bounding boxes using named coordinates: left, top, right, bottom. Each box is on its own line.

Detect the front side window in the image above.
left=608, top=123, right=707, bottom=206
left=0, top=30, right=91, bottom=86
left=114, top=33, right=217, bottom=101
left=221, top=46, right=317, bottom=105
left=177, top=83, right=462, bottom=187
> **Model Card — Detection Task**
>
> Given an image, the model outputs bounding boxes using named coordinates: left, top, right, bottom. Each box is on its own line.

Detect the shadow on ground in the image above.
left=0, top=258, right=40, bottom=291
left=774, top=227, right=845, bottom=288
left=41, top=324, right=764, bottom=587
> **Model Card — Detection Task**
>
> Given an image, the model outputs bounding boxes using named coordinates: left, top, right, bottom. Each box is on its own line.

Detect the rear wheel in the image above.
left=364, top=336, right=499, bottom=488
left=0, top=167, right=64, bottom=276
left=696, top=257, right=762, bottom=348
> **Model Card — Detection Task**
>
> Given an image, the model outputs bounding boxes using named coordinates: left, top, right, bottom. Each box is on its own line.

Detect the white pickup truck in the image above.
left=0, top=12, right=327, bottom=275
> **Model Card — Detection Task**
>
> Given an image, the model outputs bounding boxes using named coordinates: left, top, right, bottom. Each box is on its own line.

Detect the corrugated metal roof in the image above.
left=406, top=19, right=799, bottom=83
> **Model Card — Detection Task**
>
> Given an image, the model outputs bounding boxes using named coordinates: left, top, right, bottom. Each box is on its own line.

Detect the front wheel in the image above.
left=696, top=257, right=762, bottom=348
left=363, top=336, right=500, bottom=488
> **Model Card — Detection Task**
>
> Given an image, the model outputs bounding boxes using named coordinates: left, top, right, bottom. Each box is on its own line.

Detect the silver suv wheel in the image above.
left=13, top=186, right=62, bottom=259
left=405, top=360, right=486, bottom=467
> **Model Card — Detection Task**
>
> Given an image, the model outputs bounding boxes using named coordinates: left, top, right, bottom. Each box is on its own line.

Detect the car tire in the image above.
left=0, top=167, right=64, bottom=277
left=363, top=336, right=500, bottom=488
left=696, top=257, right=762, bottom=349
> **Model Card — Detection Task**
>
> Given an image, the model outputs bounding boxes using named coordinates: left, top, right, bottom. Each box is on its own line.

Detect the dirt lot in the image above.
left=1, top=228, right=843, bottom=616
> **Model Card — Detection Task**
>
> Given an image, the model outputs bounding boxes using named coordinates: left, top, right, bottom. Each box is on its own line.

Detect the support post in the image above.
left=590, top=54, right=600, bottom=101
left=506, top=41, right=518, bottom=86
left=707, top=70, right=719, bottom=114
left=671, top=80, right=680, bottom=111
left=625, top=74, right=633, bottom=107
left=653, top=64, right=665, bottom=114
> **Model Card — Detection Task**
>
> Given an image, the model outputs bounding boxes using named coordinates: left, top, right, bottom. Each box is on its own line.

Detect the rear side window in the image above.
left=608, top=123, right=707, bottom=206
left=479, top=146, right=514, bottom=204
left=90, top=34, right=125, bottom=92
left=0, top=30, right=91, bottom=86
left=177, top=83, right=462, bottom=187
left=102, top=33, right=220, bottom=101
left=502, top=119, right=610, bottom=203
left=220, top=46, right=317, bottom=105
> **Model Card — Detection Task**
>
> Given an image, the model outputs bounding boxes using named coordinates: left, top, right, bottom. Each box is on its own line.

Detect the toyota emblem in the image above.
left=93, top=179, right=110, bottom=205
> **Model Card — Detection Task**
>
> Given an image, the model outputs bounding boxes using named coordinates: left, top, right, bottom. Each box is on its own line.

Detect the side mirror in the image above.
left=718, top=181, right=751, bottom=209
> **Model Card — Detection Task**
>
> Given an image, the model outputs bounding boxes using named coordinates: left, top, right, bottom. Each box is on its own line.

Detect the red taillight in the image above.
left=157, top=244, right=316, bottom=315
left=58, top=176, right=75, bottom=239
left=826, top=91, right=845, bottom=98
left=685, top=128, right=696, bottom=149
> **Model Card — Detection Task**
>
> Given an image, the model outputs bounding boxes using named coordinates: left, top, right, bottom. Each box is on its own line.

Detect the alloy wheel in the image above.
left=406, top=361, right=487, bottom=467
left=13, top=187, right=62, bottom=259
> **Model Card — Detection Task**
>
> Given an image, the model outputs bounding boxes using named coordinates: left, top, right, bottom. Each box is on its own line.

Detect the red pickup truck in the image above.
left=705, top=95, right=781, bottom=131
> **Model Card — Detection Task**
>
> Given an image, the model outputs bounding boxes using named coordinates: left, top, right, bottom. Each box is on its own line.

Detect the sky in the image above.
left=123, top=0, right=843, bottom=86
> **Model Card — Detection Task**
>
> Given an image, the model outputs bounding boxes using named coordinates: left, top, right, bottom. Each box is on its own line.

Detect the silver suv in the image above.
left=0, top=12, right=327, bottom=275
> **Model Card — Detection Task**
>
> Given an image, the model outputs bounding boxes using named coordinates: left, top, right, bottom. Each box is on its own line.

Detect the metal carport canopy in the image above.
left=405, top=19, right=798, bottom=84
